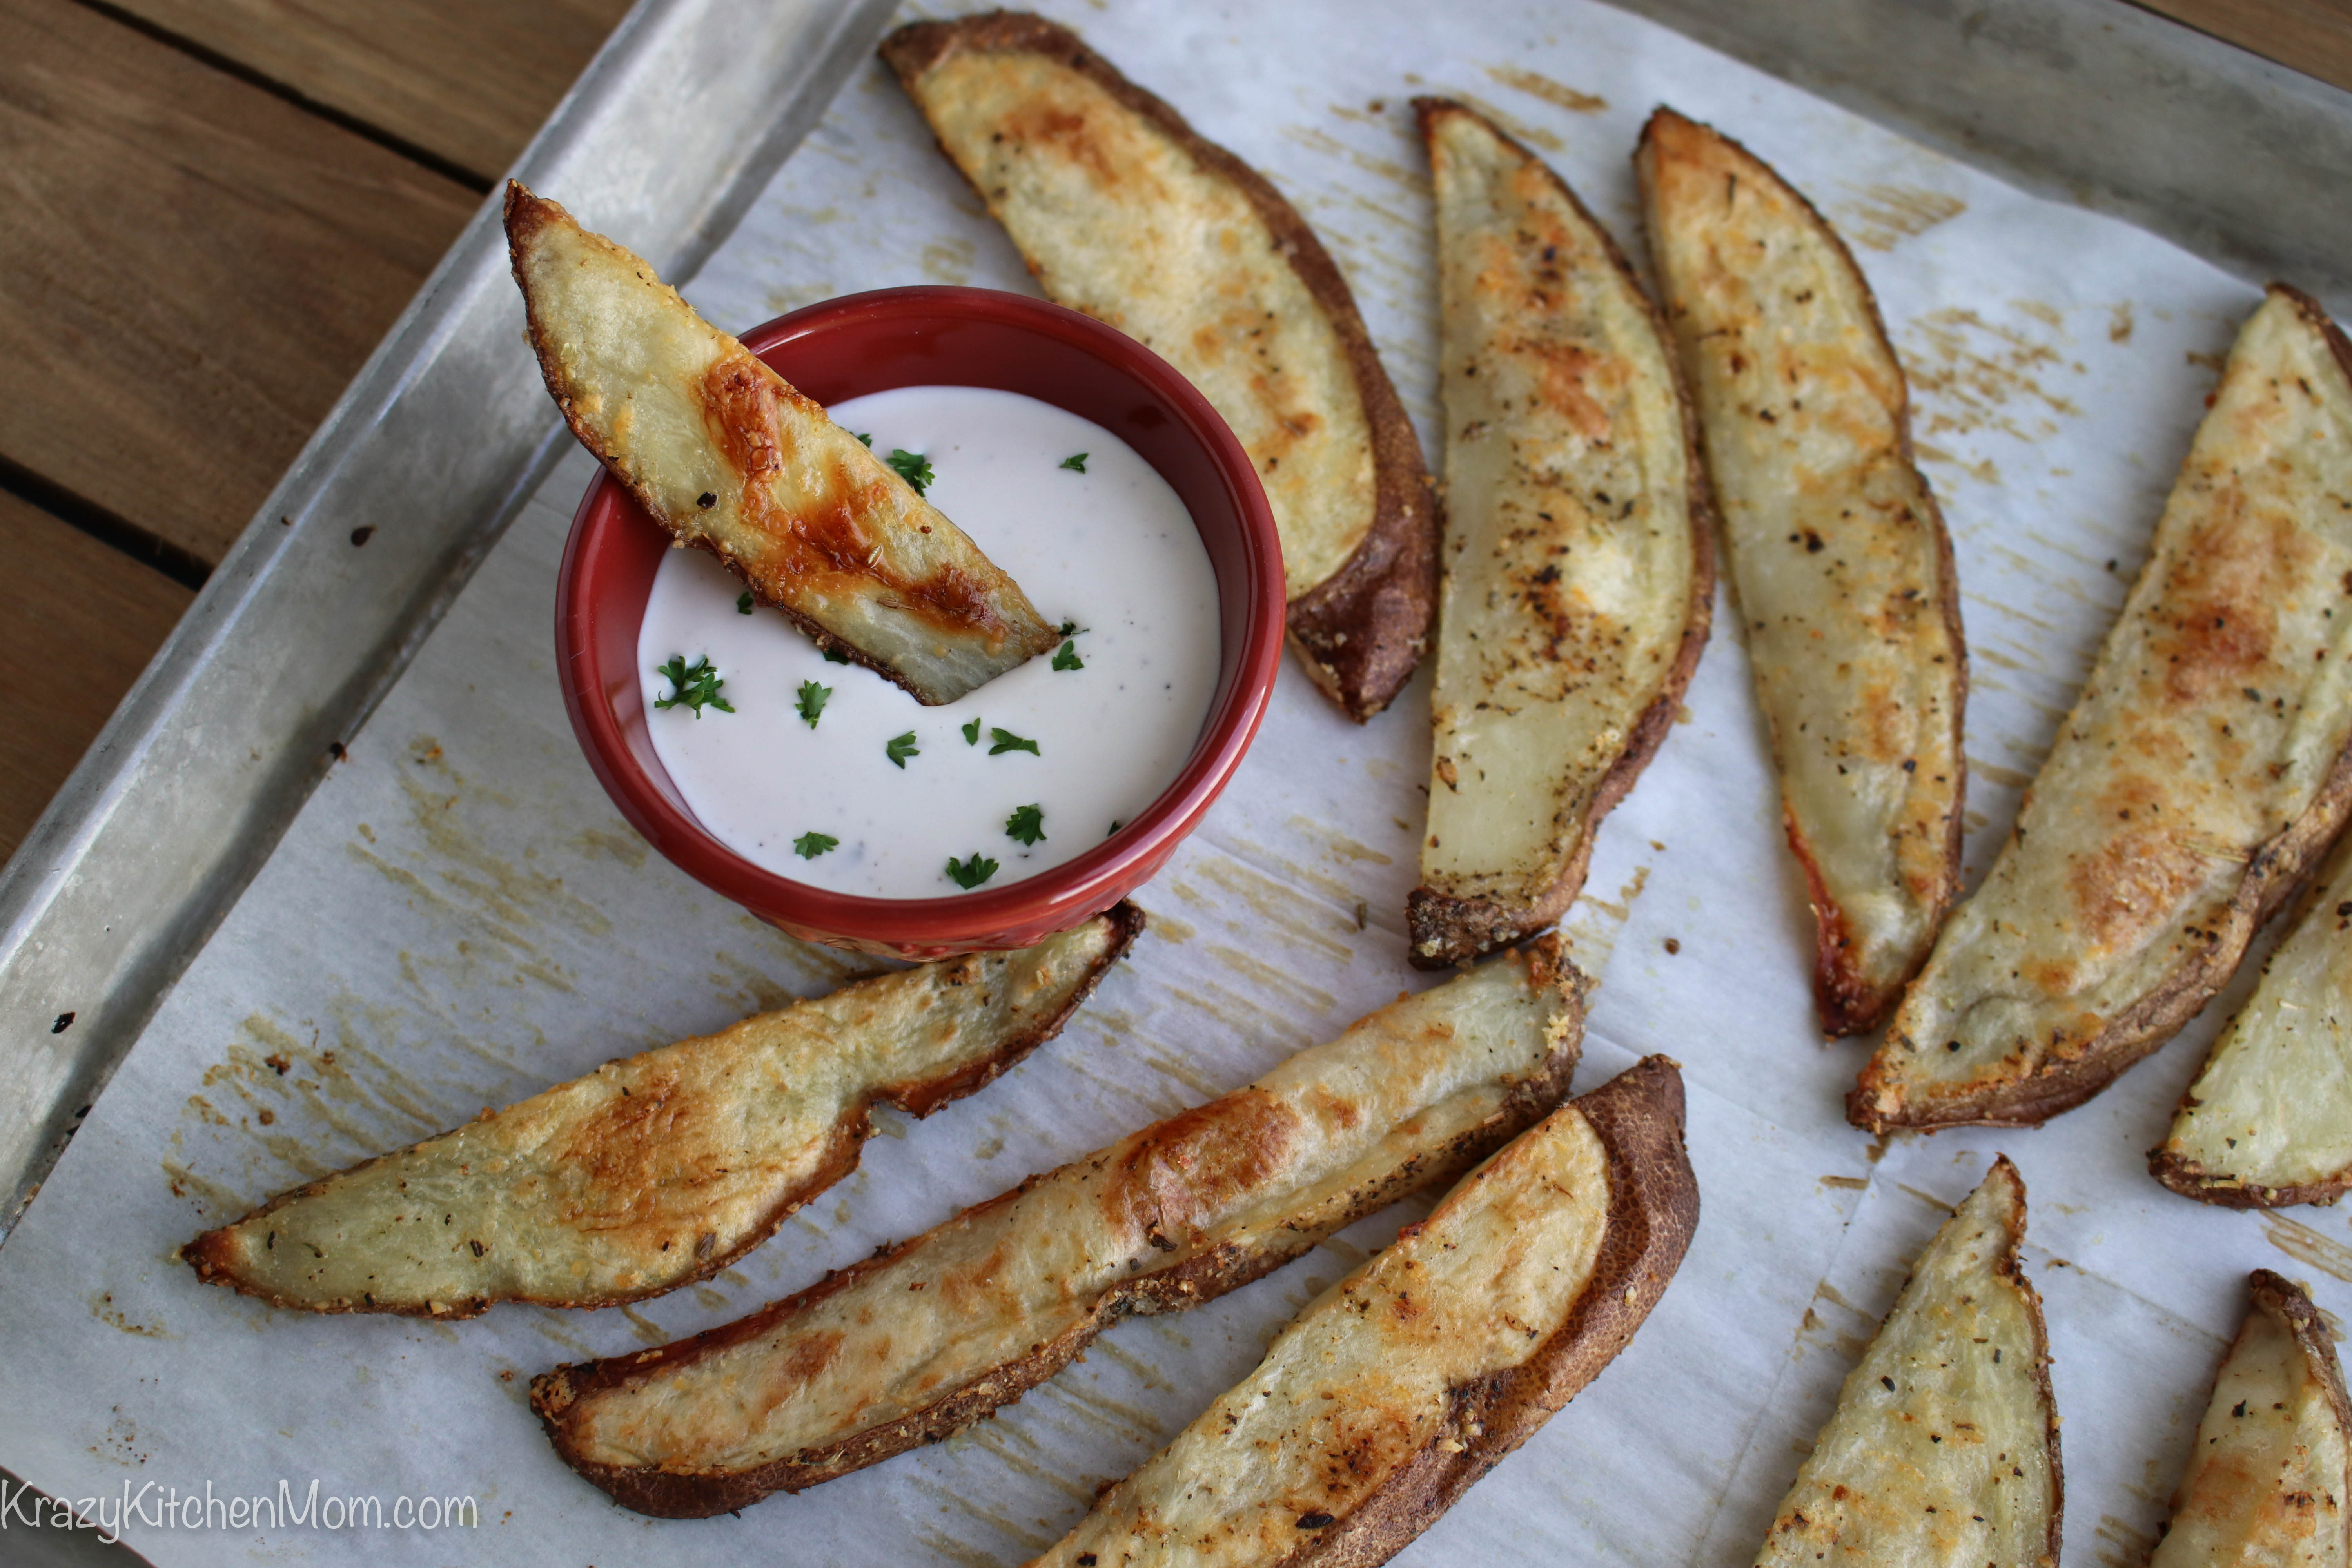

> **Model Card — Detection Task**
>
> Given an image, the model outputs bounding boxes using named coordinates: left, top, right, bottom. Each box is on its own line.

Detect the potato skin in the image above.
left=881, top=11, right=1439, bottom=722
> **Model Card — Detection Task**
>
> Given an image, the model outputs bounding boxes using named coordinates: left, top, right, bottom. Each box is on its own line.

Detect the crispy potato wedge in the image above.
left=1637, top=109, right=1966, bottom=1034
left=181, top=906, right=1141, bottom=1316
left=1030, top=1056, right=1695, bottom=1568
left=532, top=939, right=1584, bottom=1516
left=1755, top=1156, right=2061, bottom=1568
left=1856, top=287, right=2352, bottom=1133
left=1406, top=100, right=1713, bottom=968
left=2151, top=1269, right=2352, bottom=1568
left=2154, top=827, right=2352, bottom=1207
left=505, top=182, right=1057, bottom=704
left=881, top=13, right=1438, bottom=721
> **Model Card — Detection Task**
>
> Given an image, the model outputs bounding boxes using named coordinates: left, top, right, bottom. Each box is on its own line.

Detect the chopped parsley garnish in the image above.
left=654, top=655, right=734, bottom=717
left=946, top=853, right=999, bottom=889
left=822, top=645, right=851, bottom=665
left=792, top=831, right=839, bottom=859
left=886, top=730, right=920, bottom=768
left=854, top=432, right=873, bottom=448
left=988, top=727, right=1040, bottom=757
left=795, top=680, right=831, bottom=728
left=1059, top=452, right=1087, bottom=473
left=736, top=590, right=754, bottom=615
left=1005, top=804, right=1045, bottom=845
left=1052, top=640, right=1085, bottom=671
left=887, top=449, right=934, bottom=495
left=962, top=716, right=982, bottom=745
left=1058, top=620, right=1088, bottom=637
left=1107, top=820, right=1123, bottom=837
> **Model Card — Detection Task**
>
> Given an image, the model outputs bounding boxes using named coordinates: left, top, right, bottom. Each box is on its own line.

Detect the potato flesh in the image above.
left=1863, top=290, right=2352, bottom=1126
left=1639, top=111, right=1962, bottom=1024
left=1420, top=106, right=1695, bottom=908
left=185, top=918, right=1125, bottom=1313
left=2152, top=1276, right=2352, bottom=1568
left=552, top=947, right=1578, bottom=1472
left=900, top=51, right=1374, bottom=598
left=2162, top=829, right=2352, bottom=1198
left=1033, top=1103, right=1612, bottom=1566
left=508, top=186, right=1055, bottom=704
left=1757, top=1160, right=2057, bottom=1568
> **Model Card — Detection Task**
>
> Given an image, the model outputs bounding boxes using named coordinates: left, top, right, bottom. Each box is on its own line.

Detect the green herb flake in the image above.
left=887, top=449, right=935, bottom=495
left=988, top=727, right=1041, bottom=757
left=822, top=645, right=851, bottom=665
left=886, top=730, right=920, bottom=769
left=1005, top=804, right=1045, bottom=846
left=854, top=432, right=873, bottom=448
left=962, top=717, right=982, bottom=745
left=736, top=590, right=755, bottom=615
left=1052, top=640, right=1085, bottom=672
left=795, top=680, right=832, bottom=728
left=1058, top=619, right=1089, bottom=637
left=654, top=655, right=734, bottom=717
left=946, top=853, right=998, bottom=890
left=1107, top=820, right=1123, bottom=837
left=792, top=831, right=839, bottom=860
left=1059, top=452, right=1088, bottom=473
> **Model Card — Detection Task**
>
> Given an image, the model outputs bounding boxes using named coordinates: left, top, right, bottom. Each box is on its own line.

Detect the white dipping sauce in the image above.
left=638, top=385, right=1221, bottom=899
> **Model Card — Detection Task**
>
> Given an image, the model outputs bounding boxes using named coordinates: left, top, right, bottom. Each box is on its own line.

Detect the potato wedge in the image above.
left=1637, top=109, right=1966, bottom=1034
left=2154, top=827, right=2352, bottom=1207
left=1855, top=287, right=2352, bottom=1132
left=1755, top=1156, right=2061, bottom=1568
left=532, top=939, right=1584, bottom=1516
left=506, top=182, right=1058, bottom=705
left=2151, top=1269, right=2352, bottom=1568
left=1406, top=100, right=1713, bottom=968
left=881, top=13, right=1438, bottom=721
left=181, top=906, right=1141, bottom=1316
left=1029, top=1056, right=1695, bottom=1568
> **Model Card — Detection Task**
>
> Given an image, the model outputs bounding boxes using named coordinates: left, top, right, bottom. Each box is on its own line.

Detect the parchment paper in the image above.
left=0, top=1, right=2305, bottom=1563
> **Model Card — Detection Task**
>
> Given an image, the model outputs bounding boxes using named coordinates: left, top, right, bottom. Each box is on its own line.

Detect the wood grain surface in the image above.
left=2137, top=0, right=2352, bottom=93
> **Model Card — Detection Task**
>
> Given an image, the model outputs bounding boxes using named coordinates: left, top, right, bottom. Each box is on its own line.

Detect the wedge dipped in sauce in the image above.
left=1856, top=287, right=2352, bottom=1132
left=1754, top=1156, right=2061, bottom=1568
left=505, top=182, right=1058, bottom=704
left=1637, top=108, right=1966, bottom=1035
left=1029, top=1057, right=1695, bottom=1568
left=1407, top=99, right=1713, bottom=968
left=2151, top=1270, right=2352, bottom=1568
left=882, top=12, right=1438, bottom=721
left=532, top=939, right=1584, bottom=1517
left=181, top=908, right=1141, bottom=1316
left=2154, top=828, right=2352, bottom=1206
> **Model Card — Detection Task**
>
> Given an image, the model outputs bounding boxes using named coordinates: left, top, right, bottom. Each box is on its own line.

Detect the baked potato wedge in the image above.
left=181, top=906, right=1141, bottom=1316
left=881, top=13, right=1438, bottom=721
left=1856, top=286, right=2352, bottom=1133
left=2154, top=827, right=2352, bottom=1207
left=1755, top=1156, right=2061, bottom=1568
left=2151, top=1269, right=2352, bottom=1568
left=1406, top=99, right=1713, bottom=967
left=1028, top=1056, right=1695, bottom=1568
left=506, top=181, right=1058, bottom=705
left=532, top=939, right=1584, bottom=1516
left=1637, top=108, right=1966, bottom=1034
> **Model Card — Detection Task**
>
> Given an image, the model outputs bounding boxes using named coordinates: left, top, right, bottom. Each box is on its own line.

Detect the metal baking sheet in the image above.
left=1, top=0, right=2348, bottom=1564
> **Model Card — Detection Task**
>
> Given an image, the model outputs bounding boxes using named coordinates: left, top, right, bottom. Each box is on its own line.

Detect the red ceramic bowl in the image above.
left=555, top=286, right=1285, bottom=958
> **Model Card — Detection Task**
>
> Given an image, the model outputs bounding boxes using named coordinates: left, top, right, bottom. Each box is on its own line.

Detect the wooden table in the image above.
left=2, top=0, right=2348, bottom=872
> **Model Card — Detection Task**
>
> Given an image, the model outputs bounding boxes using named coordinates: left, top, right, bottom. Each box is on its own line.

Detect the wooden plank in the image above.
left=101, top=0, right=637, bottom=187
left=0, top=491, right=193, bottom=869
left=0, top=0, right=477, bottom=566
left=2134, top=0, right=2352, bottom=93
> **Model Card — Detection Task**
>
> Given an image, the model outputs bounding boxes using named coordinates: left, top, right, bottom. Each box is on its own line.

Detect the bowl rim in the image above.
left=554, top=283, right=1286, bottom=949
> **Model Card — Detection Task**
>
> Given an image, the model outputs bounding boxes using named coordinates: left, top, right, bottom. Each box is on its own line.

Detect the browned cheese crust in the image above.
left=880, top=11, right=1439, bottom=721
left=183, top=906, right=1141, bottom=1317
left=1855, top=286, right=2352, bottom=1133
left=530, top=940, right=1585, bottom=1517
left=1027, top=1057, right=1697, bottom=1567
left=1406, top=100, right=1715, bottom=969
left=506, top=182, right=1058, bottom=705
left=1636, top=108, right=1967, bottom=1034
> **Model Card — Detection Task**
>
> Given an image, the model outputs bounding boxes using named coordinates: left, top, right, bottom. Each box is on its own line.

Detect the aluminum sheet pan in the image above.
left=1, top=1, right=2348, bottom=1565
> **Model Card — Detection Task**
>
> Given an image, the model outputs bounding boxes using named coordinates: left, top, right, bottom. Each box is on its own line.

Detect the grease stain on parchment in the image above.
left=1834, top=184, right=1966, bottom=252
left=89, top=1292, right=172, bottom=1339
left=1277, top=124, right=1428, bottom=196
left=1484, top=64, right=1607, bottom=114
left=907, top=1474, right=1056, bottom=1556
left=2263, top=1211, right=2352, bottom=1284
left=1900, top=308, right=2086, bottom=443
left=2094, top=1512, right=2158, bottom=1568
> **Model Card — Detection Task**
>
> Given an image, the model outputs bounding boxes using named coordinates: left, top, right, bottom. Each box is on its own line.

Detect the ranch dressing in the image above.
left=638, top=384, right=1221, bottom=899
